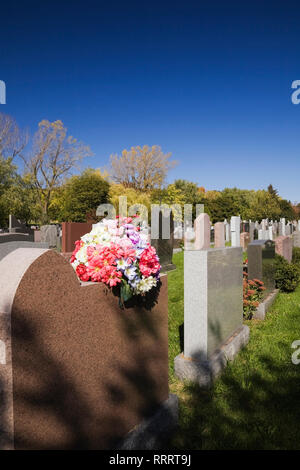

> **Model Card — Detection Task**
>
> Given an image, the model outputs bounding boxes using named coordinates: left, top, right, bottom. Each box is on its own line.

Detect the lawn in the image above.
left=168, top=251, right=300, bottom=450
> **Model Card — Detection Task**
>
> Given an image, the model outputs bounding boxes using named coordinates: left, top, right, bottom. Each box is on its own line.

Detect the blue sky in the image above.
left=1, top=1, right=300, bottom=201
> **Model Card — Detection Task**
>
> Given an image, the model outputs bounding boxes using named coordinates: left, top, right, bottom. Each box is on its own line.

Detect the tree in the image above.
left=0, top=173, right=41, bottom=224
left=51, top=169, right=110, bottom=222
left=279, top=198, right=295, bottom=220
left=247, top=190, right=281, bottom=220
left=22, top=120, right=92, bottom=223
left=0, top=156, right=18, bottom=226
left=110, top=145, right=176, bottom=191
left=267, top=184, right=278, bottom=197
left=0, top=113, right=27, bottom=160
left=109, top=183, right=152, bottom=216
left=173, top=179, right=199, bottom=205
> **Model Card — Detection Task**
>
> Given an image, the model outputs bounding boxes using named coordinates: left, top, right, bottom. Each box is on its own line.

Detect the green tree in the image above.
left=54, top=169, right=110, bottom=222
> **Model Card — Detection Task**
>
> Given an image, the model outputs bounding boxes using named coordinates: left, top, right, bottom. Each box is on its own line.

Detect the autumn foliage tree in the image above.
left=22, top=120, right=92, bottom=223
left=110, top=145, right=176, bottom=192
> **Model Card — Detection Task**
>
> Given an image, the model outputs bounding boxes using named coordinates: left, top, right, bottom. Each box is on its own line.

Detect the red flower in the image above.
left=76, top=263, right=90, bottom=282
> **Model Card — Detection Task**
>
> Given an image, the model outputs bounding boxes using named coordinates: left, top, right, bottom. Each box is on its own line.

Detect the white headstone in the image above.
left=230, top=216, right=240, bottom=247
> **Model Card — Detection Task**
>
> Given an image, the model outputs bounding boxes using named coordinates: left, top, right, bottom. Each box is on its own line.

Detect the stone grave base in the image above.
left=161, top=263, right=176, bottom=273
left=253, top=289, right=279, bottom=320
left=174, top=325, right=250, bottom=387
left=116, top=394, right=178, bottom=450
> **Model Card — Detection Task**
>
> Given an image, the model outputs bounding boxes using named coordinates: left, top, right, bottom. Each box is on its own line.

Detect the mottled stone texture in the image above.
left=61, top=222, right=92, bottom=253
left=275, top=235, right=293, bottom=263
left=240, top=232, right=250, bottom=251
left=0, top=249, right=169, bottom=450
left=214, top=222, right=225, bottom=248
left=194, top=213, right=210, bottom=250
left=183, top=247, right=243, bottom=361
left=248, top=240, right=276, bottom=293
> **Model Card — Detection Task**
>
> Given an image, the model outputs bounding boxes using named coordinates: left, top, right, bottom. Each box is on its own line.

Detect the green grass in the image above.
left=168, top=251, right=300, bottom=450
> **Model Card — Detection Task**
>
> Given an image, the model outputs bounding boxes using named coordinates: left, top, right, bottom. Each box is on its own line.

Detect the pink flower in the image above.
left=139, top=246, right=160, bottom=277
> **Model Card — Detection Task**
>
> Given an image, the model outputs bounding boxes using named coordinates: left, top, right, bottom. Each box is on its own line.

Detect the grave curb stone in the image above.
left=174, top=325, right=250, bottom=387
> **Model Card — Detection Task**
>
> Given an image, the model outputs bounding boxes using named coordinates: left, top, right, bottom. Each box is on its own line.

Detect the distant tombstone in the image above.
left=240, top=232, right=250, bottom=251
left=280, top=218, right=286, bottom=236
left=151, top=210, right=175, bottom=272
left=268, top=226, right=273, bottom=241
left=298, top=220, right=300, bottom=232
left=214, top=222, right=225, bottom=248
left=230, top=216, right=240, bottom=247
left=194, top=213, right=210, bottom=250
left=34, top=230, right=41, bottom=242
left=40, top=225, right=59, bottom=249
left=293, top=232, right=300, bottom=248
left=261, top=219, right=267, bottom=231
left=275, top=236, right=293, bottom=263
left=9, top=215, right=32, bottom=235
left=248, top=240, right=276, bottom=294
left=225, top=222, right=230, bottom=243
left=184, top=226, right=195, bottom=250
left=249, top=222, right=255, bottom=242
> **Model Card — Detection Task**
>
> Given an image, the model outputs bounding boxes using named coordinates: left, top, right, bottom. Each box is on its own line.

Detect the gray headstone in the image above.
left=248, top=240, right=276, bottom=294
left=183, top=247, right=243, bottom=361
left=40, top=225, right=59, bottom=248
left=150, top=210, right=175, bottom=272
left=249, top=222, right=255, bottom=242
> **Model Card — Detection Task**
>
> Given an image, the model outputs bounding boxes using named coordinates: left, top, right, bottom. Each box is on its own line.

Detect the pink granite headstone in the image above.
left=214, top=222, right=225, bottom=248
left=275, top=235, right=293, bottom=263
left=194, top=213, right=210, bottom=250
left=240, top=232, right=250, bottom=251
left=34, top=230, right=41, bottom=243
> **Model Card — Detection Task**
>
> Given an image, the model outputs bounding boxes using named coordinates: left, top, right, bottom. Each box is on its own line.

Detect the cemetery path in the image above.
left=168, top=252, right=300, bottom=450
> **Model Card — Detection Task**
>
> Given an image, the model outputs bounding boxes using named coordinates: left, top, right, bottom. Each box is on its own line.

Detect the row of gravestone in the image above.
left=175, top=213, right=284, bottom=386
left=0, top=215, right=62, bottom=251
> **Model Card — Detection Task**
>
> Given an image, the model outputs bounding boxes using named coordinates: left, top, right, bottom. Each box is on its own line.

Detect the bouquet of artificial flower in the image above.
left=70, top=216, right=161, bottom=303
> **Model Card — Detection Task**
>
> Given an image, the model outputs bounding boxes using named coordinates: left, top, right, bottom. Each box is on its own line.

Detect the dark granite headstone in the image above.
left=9, top=215, right=33, bottom=235
left=151, top=210, right=176, bottom=272
left=248, top=240, right=276, bottom=294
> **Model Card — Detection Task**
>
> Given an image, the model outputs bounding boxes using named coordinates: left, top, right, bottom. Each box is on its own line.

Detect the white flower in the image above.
left=71, top=259, right=80, bottom=269
left=76, top=246, right=88, bottom=264
left=134, top=276, right=157, bottom=294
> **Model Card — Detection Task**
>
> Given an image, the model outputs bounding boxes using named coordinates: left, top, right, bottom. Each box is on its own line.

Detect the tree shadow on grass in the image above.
left=168, top=345, right=300, bottom=450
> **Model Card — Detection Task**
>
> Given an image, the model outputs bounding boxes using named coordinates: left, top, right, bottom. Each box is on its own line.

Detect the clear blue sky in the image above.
left=1, top=1, right=300, bottom=201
